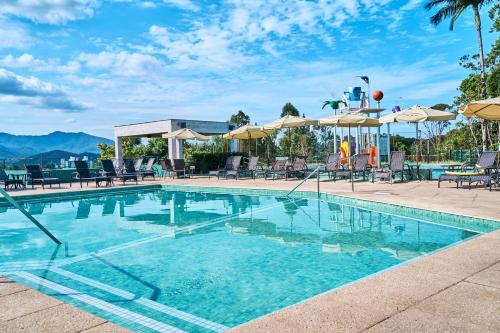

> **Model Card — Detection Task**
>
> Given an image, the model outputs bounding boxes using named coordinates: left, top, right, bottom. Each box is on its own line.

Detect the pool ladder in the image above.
left=0, top=188, right=61, bottom=244
left=286, top=164, right=323, bottom=198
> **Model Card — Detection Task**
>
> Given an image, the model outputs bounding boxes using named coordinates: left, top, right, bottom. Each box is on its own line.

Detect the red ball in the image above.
left=372, top=90, right=384, bottom=102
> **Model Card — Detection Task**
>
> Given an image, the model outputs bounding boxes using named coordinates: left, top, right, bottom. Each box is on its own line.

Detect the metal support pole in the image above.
left=376, top=102, right=381, bottom=168
left=387, top=123, right=391, bottom=164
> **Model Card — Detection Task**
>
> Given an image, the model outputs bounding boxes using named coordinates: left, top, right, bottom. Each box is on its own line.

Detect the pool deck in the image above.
left=1, top=177, right=499, bottom=332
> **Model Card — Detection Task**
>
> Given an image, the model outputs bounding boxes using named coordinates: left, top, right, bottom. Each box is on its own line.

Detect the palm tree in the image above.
left=425, top=0, right=492, bottom=151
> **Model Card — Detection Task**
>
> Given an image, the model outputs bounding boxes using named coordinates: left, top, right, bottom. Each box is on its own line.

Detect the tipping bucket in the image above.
left=348, top=87, right=362, bottom=101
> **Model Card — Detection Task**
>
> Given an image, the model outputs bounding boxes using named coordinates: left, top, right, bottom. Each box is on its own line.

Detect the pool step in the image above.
left=14, top=271, right=186, bottom=333
left=48, top=267, right=228, bottom=332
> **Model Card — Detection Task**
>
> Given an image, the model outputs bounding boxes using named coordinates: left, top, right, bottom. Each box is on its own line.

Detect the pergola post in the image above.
left=115, top=135, right=123, bottom=168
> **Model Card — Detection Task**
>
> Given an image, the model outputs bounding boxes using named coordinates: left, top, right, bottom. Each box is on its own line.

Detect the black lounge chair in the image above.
left=0, top=169, right=25, bottom=190
left=226, top=156, right=258, bottom=179
left=138, top=157, right=156, bottom=180
left=134, top=158, right=144, bottom=172
left=101, top=159, right=138, bottom=184
left=284, top=156, right=308, bottom=180
left=72, top=160, right=112, bottom=188
left=321, top=152, right=343, bottom=180
left=209, top=156, right=240, bottom=179
left=438, top=151, right=498, bottom=189
left=230, top=156, right=261, bottom=179
left=220, top=156, right=243, bottom=179
left=372, top=151, right=406, bottom=183
left=332, top=154, right=370, bottom=182
left=264, top=158, right=288, bottom=180
left=171, top=159, right=188, bottom=179
left=25, top=165, right=61, bottom=189
left=124, top=158, right=155, bottom=180
left=159, top=159, right=171, bottom=178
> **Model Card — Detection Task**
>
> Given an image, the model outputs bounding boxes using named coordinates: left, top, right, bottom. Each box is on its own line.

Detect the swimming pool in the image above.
left=0, top=186, right=497, bottom=332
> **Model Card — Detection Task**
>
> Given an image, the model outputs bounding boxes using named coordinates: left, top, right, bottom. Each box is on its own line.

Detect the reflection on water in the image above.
left=0, top=189, right=483, bottom=331
left=0, top=190, right=478, bottom=264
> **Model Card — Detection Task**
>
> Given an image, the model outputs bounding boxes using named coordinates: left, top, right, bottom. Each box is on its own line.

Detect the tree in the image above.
left=426, top=0, right=493, bottom=150
left=281, top=102, right=300, bottom=117
left=229, top=110, right=250, bottom=127
left=423, top=104, right=452, bottom=160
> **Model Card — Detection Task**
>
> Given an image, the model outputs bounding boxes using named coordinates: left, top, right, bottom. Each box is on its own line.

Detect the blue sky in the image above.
left=0, top=0, right=497, bottom=139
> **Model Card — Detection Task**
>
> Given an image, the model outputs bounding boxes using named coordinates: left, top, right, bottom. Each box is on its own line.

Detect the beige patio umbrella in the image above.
left=319, top=113, right=381, bottom=191
left=459, top=97, right=500, bottom=120
left=459, top=97, right=500, bottom=153
left=162, top=128, right=209, bottom=141
left=263, top=115, right=318, bottom=156
left=223, top=125, right=273, bottom=154
left=380, top=105, right=455, bottom=172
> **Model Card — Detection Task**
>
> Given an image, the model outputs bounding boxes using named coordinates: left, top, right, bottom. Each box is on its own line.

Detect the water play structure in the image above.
left=323, top=76, right=386, bottom=167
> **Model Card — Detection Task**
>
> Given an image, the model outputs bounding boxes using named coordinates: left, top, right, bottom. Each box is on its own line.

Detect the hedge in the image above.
left=186, top=152, right=249, bottom=174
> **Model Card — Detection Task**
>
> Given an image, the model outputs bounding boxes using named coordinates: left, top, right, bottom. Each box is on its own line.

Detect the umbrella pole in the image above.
left=387, top=123, right=391, bottom=164
left=288, top=128, right=292, bottom=157
left=349, top=125, right=354, bottom=192
left=416, top=122, right=420, bottom=180
left=334, top=126, right=338, bottom=154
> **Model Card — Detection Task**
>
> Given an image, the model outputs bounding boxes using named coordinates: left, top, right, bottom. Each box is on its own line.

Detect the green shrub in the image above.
left=187, top=152, right=248, bottom=173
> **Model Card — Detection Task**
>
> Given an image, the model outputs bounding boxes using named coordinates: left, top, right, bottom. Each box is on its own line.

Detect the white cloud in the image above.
left=78, top=51, right=164, bottom=76
left=0, top=54, right=81, bottom=74
left=0, top=0, right=99, bottom=24
left=0, top=68, right=89, bottom=112
left=0, top=21, right=32, bottom=49
left=162, top=0, right=198, bottom=11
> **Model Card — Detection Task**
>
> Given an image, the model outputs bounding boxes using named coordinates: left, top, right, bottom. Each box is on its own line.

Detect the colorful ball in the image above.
left=372, top=90, right=384, bottom=102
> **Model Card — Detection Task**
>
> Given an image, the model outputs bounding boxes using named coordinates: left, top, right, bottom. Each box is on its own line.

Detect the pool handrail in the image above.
left=0, top=187, right=61, bottom=244
left=286, top=164, right=323, bottom=198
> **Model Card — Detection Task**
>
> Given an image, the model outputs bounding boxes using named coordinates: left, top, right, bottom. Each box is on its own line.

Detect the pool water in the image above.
left=0, top=188, right=489, bottom=332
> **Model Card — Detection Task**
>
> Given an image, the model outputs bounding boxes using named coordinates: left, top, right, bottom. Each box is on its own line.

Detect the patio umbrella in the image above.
left=320, top=113, right=381, bottom=191
left=459, top=97, right=500, bottom=153
left=459, top=97, right=500, bottom=120
left=263, top=115, right=318, bottom=156
left=162, top=128, right=209, bottom=141
left=223, top=125, right=273, bottom=154
left=380, top=105, right=456, bottom=173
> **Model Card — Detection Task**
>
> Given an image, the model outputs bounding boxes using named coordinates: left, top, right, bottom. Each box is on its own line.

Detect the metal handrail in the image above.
left=286, top=164, right=323, bottom=198
left=0, top=188, right=61, bottom=244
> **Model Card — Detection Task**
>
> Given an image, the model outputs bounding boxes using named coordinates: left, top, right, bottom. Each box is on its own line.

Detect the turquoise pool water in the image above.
left=0, top=187, right=495, bottom=332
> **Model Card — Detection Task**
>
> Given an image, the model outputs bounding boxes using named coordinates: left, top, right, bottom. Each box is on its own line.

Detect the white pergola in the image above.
left=114, top=119, right=235, bottom=162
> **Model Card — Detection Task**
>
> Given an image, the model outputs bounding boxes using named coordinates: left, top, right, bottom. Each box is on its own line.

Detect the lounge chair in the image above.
left=209, top=156, right=242, bottom=179
left=0, top=169, right=24, bottom=190
left=25, top=165, right=61, bottom=189
left=321, top=152, right=343, bottom=180
left=227, top=156, right=260, bottom=179
left=101, top=159, right=138, bottom=184
left=128, top=157, right=155, bottom=180
left=372, top=151, right=406, bottom=183
left=171, top=159, right=188, bottom=179
left=264, top=158, right=288, bottom=180
left=140, top=157, right=156, bottom=180
left=134, top=158, right=144, bottom=172
left=283, top=156, right=308, bottom=180
left=332, top=153, right=370, bottom=182
left=159, top=159, right=171, bottom=178
left=438, top=151, right=498, bottom=189
left=72, top=160, right=112, bottom=188
left=220, top=156, right=243, bottom=179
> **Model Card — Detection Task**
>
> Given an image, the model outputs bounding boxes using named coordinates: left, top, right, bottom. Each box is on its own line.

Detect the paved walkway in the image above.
left=1, top=177, right=499, bottom=332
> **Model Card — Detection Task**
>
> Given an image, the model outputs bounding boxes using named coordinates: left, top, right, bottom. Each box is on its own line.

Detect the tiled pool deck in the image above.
left=1, top=177, right=499, bottom=332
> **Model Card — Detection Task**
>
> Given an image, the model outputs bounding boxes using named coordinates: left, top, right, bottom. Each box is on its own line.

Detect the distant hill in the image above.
left=14, top=150, right=100, bottom=167
left=0, top=131, right=113, bottom=158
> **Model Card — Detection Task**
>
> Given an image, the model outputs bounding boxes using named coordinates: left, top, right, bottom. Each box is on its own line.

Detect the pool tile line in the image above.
left=12, top=271, right=186, bottom=333
left=49, top=267, right=228, bottom=332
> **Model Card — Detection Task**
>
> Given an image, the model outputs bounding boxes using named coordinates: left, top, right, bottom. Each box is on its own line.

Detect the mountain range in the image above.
left=0, top=131, right=113, bottom=158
